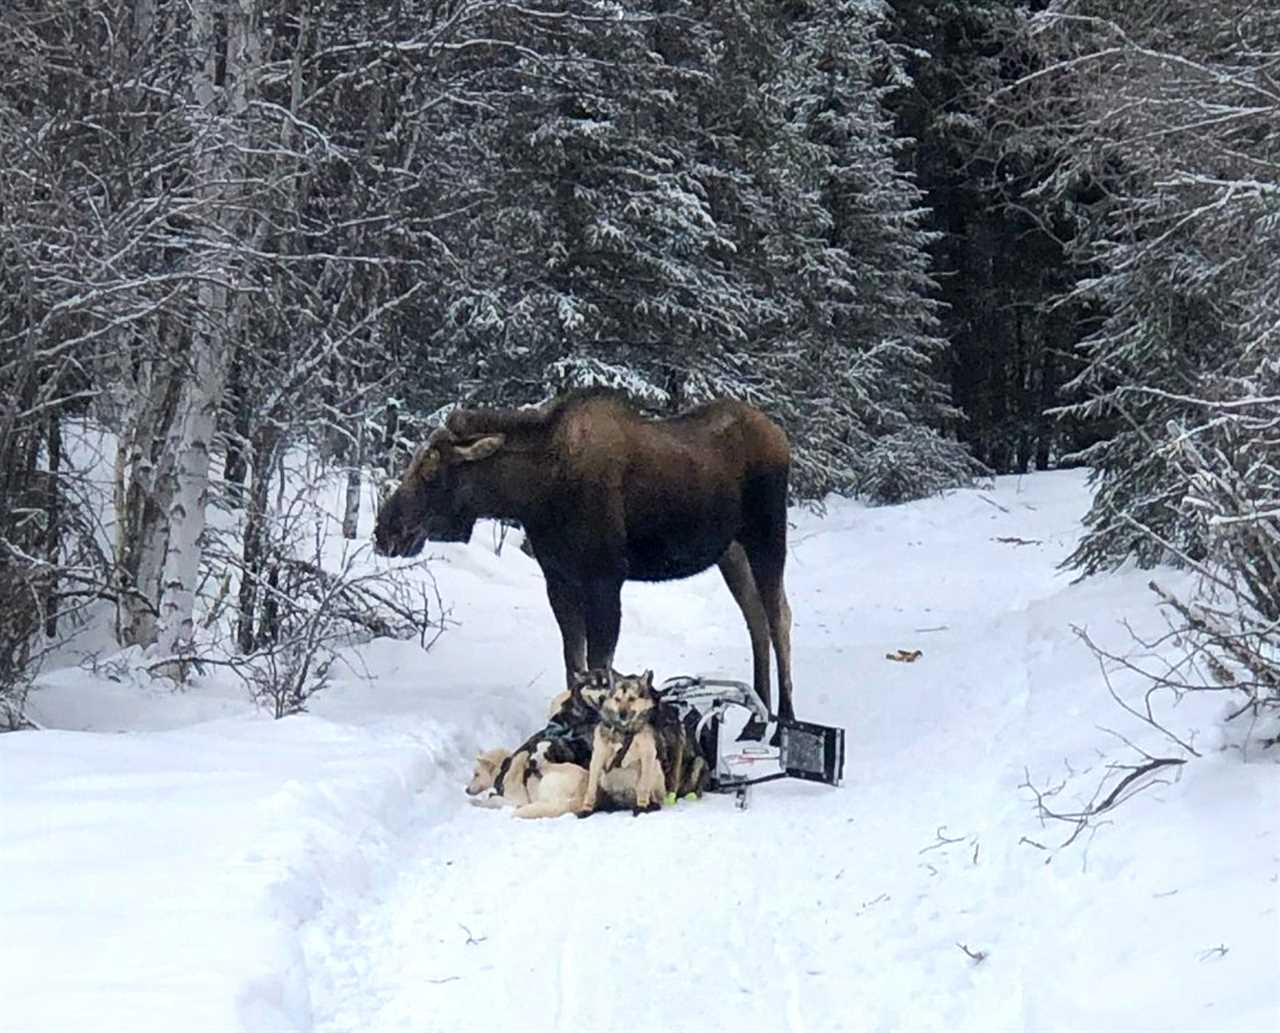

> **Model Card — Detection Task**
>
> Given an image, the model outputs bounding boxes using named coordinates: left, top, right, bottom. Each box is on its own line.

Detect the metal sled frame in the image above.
left=658, top=676, right=845, bottom=808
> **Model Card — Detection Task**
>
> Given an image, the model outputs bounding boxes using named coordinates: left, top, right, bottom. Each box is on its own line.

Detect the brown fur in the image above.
left=374, top=391, right=796, bottom=729
left=577, top=670, right=667, bottom=817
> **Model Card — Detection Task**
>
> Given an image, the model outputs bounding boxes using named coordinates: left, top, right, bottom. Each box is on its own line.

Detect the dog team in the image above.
left=466, top=669, right=711, bottom=819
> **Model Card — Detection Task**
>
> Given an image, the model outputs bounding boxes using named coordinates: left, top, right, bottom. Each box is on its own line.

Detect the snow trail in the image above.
left=299, top=473, right=1275, bottom=1033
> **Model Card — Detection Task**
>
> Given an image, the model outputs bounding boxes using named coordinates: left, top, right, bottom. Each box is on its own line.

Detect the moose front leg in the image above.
left=581, top=576, right=623, bottom=673
left=543, top=572, right=587, bottom=686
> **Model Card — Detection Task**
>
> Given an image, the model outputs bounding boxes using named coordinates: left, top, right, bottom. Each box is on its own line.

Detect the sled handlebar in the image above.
left=658, top=675, right=771, bottom=726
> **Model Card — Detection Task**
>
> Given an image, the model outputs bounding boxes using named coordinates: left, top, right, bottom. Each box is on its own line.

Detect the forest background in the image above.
left=1, top=1, right=1275, bottom=729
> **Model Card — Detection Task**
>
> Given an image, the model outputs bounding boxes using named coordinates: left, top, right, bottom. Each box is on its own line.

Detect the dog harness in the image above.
left=604, top=729, right=637, bottom=772
left=494, top=711, right=595, bottom=795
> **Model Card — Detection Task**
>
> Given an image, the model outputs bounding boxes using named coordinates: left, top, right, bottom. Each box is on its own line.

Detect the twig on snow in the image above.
left=918, top=826, right=967, bottom=854
left=1020, top=754, right=1184, bottom=854
left=1092, top=756, right=1186, bottom=814
left=857, top=893, right=890, bottom=915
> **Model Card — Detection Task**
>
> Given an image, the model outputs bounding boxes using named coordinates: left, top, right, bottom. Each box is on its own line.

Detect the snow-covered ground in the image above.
left=3, top=470, right=1277, bottom=1032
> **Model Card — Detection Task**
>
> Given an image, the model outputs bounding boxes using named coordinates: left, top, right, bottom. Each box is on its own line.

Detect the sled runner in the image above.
left=658, top=676, right=845, bottom=810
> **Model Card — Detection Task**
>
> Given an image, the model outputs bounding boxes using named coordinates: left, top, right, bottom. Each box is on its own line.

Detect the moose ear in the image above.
left=451, top=434, right=505, bottom=463
left=407, top=442, right=442, bottom=483
left=642, top=669, right=654, bottom=690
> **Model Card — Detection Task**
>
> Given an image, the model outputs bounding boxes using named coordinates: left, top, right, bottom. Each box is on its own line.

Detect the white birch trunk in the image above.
left=154, top=0, right=259, bottom=672
left=114, top=348, right=183, bottom=647
left=154, top=333, right=227, bottom=664
left=109, top=0, right=175, bottom=648
left=343, top=422, right=363, bottom=540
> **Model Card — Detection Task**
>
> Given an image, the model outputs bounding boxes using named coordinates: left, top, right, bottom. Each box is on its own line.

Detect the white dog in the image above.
left=465, top=742, right=588, bottom=819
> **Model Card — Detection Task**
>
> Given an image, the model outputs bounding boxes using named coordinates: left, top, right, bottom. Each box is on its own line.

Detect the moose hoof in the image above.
left=575, top=808, right=595, bottom=820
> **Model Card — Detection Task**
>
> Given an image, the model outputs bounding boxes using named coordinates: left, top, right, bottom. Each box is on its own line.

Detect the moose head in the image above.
left=372, top=427, right=505, bottom=556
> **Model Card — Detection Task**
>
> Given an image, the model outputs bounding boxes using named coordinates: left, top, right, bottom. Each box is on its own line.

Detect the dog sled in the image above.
left=658, top=676, right=845, bottom=810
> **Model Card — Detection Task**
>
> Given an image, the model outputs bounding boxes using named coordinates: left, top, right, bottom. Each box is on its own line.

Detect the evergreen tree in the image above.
left=770, top=0, right=980, bottom=501
left=432, top=2, right=773, bottom=406
left=887, top=0, right=1084, bottom=474
left=432, top=0, right=978, bottom=502
left=1007, top=0, right=1280, bottom=574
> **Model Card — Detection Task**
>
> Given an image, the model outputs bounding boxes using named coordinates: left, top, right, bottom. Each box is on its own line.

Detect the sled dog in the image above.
left=465, top=744, right=588, bottom=820
left=653, top=695, right=710, bottom=801
left=577, top=669, right=668, bottom=816
left=490, top=669, right=604, bottom=799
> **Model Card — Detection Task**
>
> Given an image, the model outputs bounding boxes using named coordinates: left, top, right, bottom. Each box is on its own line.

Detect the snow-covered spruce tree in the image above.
left=430, top=1, right=772, bottom=411
left=766, top=0, right=982, bottom=502
left=1008, top=1, right=1280, bottom=574
left=427, top=1, right=978, bottom=503
left=1007, top=1, right=1280, bottom=732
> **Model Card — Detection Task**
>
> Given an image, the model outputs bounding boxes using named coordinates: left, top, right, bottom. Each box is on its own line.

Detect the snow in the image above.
left=3, top=470, right=1277, bottom=1033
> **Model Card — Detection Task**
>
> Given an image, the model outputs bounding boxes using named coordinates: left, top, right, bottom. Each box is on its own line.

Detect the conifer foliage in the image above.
left=1007, top=0, right=1280, bottom=720
left=1007, top=1, right=1280, bottom=574
left=432, top=0, right=975, bottom=502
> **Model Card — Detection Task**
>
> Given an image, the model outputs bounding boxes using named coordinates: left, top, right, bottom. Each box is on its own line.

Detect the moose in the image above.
left=373, top=390, right=795, bottom=736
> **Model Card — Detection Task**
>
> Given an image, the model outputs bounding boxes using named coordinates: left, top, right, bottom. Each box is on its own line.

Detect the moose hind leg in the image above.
left=748, top=562, right=794, bottom=724
left=718, top=542, right=773, bottom=737
left=768, top=581, right=795, bottom=722
left=743, top=473, right=795, bottom=724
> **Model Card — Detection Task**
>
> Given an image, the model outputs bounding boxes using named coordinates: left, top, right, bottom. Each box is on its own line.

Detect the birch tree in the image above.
left=149, top=0, right=257, bottom=670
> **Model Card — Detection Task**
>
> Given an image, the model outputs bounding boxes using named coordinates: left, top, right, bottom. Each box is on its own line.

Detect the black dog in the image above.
left=494, top=670, right=606, bottom=796
left=651, top=695, right=711, bottom=800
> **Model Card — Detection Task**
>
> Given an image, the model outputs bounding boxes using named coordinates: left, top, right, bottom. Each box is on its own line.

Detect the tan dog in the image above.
left=466, top=748, right=526, bottom=806
left=465, top=745, right=588, bottom=819
left=577, top=670, right=667, bottom=817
